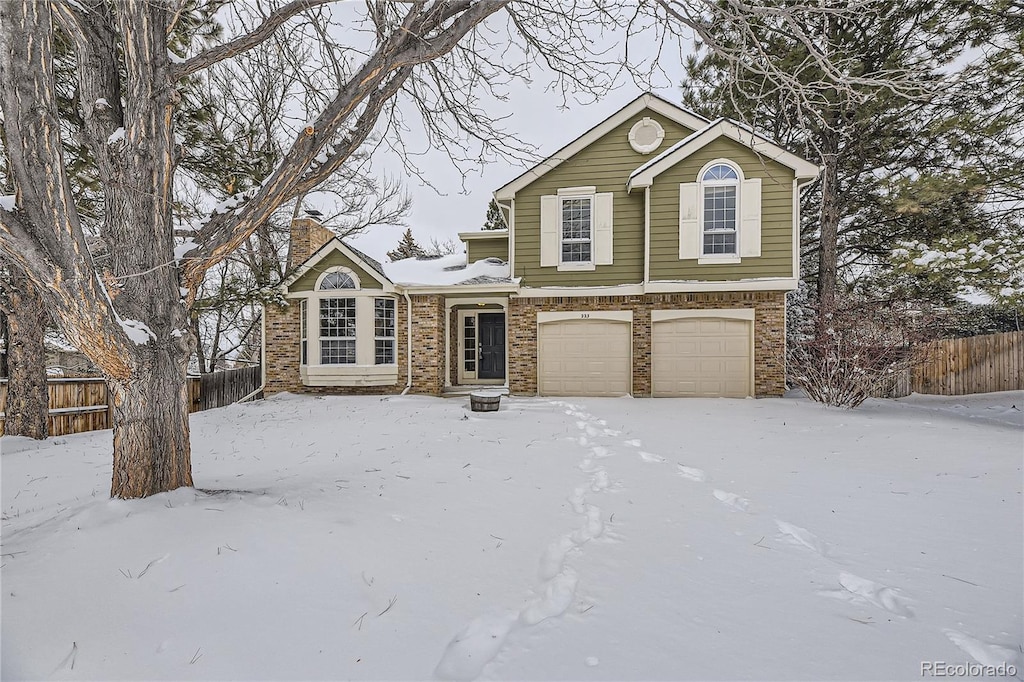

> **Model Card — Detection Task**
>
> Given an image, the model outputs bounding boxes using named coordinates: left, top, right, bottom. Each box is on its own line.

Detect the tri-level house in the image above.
left=263, top=93, right=818, bottom=399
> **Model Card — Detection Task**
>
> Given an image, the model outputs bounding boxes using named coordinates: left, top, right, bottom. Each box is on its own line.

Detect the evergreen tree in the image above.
left=679, top=0, right=990, bottom=310
left=387, top=228, right=425, bottom=261
left=483, top=199, right=505, bottom=230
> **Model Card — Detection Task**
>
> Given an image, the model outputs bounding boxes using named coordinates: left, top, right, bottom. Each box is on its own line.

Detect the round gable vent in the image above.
left=628, top=117, right=665, bottom=154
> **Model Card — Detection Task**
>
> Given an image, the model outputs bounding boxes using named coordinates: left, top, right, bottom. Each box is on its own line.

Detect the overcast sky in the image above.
left=328, top=8, right=694, bottom=263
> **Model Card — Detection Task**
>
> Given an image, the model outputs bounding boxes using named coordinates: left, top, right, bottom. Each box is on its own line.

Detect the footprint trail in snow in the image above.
left=434, top=400, right=618, bottom=681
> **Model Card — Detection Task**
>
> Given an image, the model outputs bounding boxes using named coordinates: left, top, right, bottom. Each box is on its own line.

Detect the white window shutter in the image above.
left=679, top=182, right=699, bottom=260
left=594, top=192, right=614, bottom=265
left=540, top=194, right=559, bottom=267
left=740, top=178, right=762, bottom=258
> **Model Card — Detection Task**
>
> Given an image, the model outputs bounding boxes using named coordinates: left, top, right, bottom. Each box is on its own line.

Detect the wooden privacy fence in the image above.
left=873, top=331, right=1023, bottom=398
left=0, top=377, right=109, bottom=437
left=195, top=365, right=262, bottom=411
left=912, top=331, right=1023, bottom=396
left=0, top=365, right=262, bottom=437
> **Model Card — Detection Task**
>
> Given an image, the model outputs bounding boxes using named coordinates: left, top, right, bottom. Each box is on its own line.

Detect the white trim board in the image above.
left=515, top=278, right=798, bottom=298
left=458, top=230, right=508, bottom=241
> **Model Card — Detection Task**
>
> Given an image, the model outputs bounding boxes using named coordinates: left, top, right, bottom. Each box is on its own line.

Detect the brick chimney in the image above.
left=287, top=217, right=338, bottom=270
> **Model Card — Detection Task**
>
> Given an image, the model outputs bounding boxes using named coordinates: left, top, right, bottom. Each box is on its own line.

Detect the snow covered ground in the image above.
left=2, top=392, right=1021, bottom=681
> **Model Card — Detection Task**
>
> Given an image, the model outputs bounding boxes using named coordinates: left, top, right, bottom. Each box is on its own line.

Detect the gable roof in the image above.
left=493, top=93, right=709, bottom=201
left=627, top=118, right=819, bottom=191
left=282, top=237, right=393, bottom=290
left=345, top=242, right=387, bottom=280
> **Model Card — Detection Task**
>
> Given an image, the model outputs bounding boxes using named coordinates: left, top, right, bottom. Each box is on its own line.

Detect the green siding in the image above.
left=289, top=247, right=385, bottom=293
left=467, top=236, right=509, bottom=262
left=513, top=109, right=696, bottom=287
left=649, top=137, right=795, bottom=281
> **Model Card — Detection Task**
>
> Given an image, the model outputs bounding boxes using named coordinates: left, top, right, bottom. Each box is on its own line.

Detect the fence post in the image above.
left=106, top=381, right=114, bottom=430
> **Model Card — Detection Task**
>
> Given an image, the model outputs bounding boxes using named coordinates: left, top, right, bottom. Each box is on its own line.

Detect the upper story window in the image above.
left=560, top=196, right=592, bottom=263
left=701, top=163, right=740, bottom=256
left=319, top=270, right=357, bottom=290
left=540, top=187, right=612, bottom=270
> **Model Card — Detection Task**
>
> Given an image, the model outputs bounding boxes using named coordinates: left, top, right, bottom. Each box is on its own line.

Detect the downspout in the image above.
left=237, top=303, right=267, bottom=403
left=401, top=291, right=413, bottom=394
left=643, top=186, right=651, bottom=288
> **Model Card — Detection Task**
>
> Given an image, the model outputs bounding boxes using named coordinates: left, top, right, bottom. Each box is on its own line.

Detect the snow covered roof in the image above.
left=382, top=254, right=514, bottom=287
left=283, top=236, right=515, bottom=292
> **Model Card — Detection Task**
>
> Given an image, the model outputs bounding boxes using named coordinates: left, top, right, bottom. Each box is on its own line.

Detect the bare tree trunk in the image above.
left=0, top=309, right=8, bottom=377
left=817, top=148, right=841, bottom=311
left=108, top=348, right=192, bottom=497
left=100, top=2, right=195, bottom=498
left=1, top=0, right=507, bottom=498
left=2, top=275, right=49, bottom=439
left=0, top=1, right=194, bottom=496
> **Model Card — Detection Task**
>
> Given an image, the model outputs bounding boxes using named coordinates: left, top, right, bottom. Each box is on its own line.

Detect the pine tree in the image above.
left=679, top=0, right=981, bottom=310
left=483, top=199, right=505, bottom=230
left=387, top=228, right=425, bottom=261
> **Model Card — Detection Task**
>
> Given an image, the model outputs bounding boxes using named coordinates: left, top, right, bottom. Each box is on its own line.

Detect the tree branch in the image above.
left=173, top=0, right=334, bottom=80
left=180, top=0, right=506, bottom=289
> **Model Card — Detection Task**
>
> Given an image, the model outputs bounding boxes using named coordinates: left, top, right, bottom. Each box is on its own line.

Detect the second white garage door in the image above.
left=652, top=317, right=752, bottom=397
left=538, top=320, right=631, bottom=396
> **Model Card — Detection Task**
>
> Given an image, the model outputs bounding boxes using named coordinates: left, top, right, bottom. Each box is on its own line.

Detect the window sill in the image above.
left=556, top=262, right=597, bottom=272
left=697, top=256, right=742, bottom=265
left=301, top=364, right=399, bottom=387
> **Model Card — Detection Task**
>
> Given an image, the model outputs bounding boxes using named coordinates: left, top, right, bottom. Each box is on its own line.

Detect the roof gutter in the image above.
left=397, top=282, right=520, bottom=295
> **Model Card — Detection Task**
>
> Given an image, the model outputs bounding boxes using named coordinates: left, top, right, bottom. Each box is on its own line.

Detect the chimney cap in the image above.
left=304, top=208, right=324, bottom=219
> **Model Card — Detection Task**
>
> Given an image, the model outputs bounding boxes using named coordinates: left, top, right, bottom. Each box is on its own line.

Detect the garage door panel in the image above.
left=538, top=320, right=631, bottom=397
left=652, top=317, right=752, bottom=398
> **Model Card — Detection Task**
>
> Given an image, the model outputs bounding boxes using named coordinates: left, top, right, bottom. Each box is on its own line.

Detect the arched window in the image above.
left=318, top=270, right=357, bottom=290
left=701, top=162, right=741, bottom=256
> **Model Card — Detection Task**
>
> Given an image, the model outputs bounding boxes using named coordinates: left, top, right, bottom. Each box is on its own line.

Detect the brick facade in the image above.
left=408, top=295, right=445, bottom=395
left=508, top=291, right=786, bottom=398
left=264, top=296, right=411, bottom=396
left=266, top=290, right=787, bottom=398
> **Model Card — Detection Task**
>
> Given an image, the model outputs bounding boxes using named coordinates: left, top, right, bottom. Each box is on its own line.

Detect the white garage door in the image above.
left=652, top=317, right=752, bottom=397
left=538, top=320, right=631, bottom=397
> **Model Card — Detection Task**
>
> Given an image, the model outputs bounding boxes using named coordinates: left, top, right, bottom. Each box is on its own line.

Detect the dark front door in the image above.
left=477, top=313, right=506, bottom=380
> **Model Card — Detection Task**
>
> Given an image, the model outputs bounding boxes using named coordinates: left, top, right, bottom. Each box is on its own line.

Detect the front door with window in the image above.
left=477, top=313, right=506, bottom=380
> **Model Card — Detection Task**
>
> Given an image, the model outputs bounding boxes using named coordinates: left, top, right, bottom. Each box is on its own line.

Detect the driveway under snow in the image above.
left=2, top=392, right=1022, bottom=680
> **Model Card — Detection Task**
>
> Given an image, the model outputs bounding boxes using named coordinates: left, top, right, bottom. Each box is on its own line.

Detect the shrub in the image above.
left=788, top=296, right=937, bottom=408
